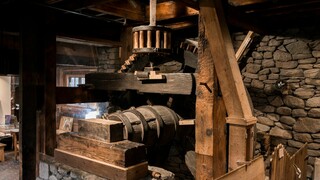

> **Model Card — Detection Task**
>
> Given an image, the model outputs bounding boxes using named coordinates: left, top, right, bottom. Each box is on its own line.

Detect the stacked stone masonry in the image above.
left=97, top=47, right=121, bottom=73
left=233, top=28, right=320, bottom=179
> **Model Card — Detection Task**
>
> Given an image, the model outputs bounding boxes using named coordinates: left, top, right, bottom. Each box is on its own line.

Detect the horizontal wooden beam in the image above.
left=56, top=87, right=109, bottom=104
left=57, top=133, right=146, bottom=167
left=54, top=149, right=148, bottom=180
left=85, top=73, right=195, bottom=95
left=57, top=36, right=122, bottom=47
left=228, top=0, right=269, bottom=6
left=146, top=1, right=199, bottom=21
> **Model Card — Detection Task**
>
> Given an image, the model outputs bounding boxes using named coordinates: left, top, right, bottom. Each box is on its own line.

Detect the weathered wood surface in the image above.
left=85, top=73, right=195, bottom=95
left=78, top=119, right=123, bottom=142
left=216, top=156, right=265, bottom=180
left=195, top=11, right=227, bottom=179
left=199, top=0, right=256, bottom=171
left=56, top=87, right=109, bottom=104
left=55, top=149, right=148, bottom=180
left=235, top=30, right=254, bottom=62
left=270, top=143, right=307, bottom=180
left=57, top=132, right=146, bottom=167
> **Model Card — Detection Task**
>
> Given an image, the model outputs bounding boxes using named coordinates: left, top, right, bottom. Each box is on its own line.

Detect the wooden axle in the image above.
left=132, top=25, right=172, bottom=54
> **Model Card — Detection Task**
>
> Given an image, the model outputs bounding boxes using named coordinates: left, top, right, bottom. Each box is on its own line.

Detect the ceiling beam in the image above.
left=228, top=0, right=269, bottom=6
left=146, top=1, right=199, bottom=22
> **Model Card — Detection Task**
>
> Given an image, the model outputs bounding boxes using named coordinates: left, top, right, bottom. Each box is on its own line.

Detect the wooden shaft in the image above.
left=167, top=32, right=171, bottom=49
left=147, top=30, right=152, bottom=48
left=156, top=30, right=160, bottom=48
left=133, top=31, right=139, bottom=49
left=163, top=31, right=167, bottom=48
left=149, top=0, right=157, bottom=26
left=139, top=30, right=144, bottom=48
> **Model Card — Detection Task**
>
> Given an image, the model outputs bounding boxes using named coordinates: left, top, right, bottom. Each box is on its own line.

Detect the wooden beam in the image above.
left=57, top=133, right=146, bottom=167
left=20, top=4, right=42, bottom=179
left=199, top=0, right=256, bottom=171
left=235, top=31, right=254, bottom=62
left=88, top=0, right=145, bottom=21
left=85, top=73, right=195, bottom=95
left=57, top=36, right=121, bottom=47
left=54, top=149, right=148, bottom=180
left=195, top=14, right=227, bottom=179
left=56, top=87, right=109, bottom=104
left=146, top=1, right=199, bottom=21
left=228, top=0, right=269, bottom=6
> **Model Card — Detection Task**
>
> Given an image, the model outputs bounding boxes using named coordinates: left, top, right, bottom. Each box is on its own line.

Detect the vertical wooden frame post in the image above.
left=199, top=0, right=257, bottom=172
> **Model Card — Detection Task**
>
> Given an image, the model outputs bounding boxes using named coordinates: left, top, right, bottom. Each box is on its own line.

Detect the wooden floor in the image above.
left=0, top=151, right=19, bottom=180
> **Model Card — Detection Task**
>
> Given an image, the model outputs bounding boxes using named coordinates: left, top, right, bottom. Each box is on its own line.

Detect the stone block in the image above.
left=306, top=97, right=320, bottom=107
left=298, top=58, right=316, bottom=64
left=293, top=132, right=313, bottom=142
left=293, top=117, right=320, bottom=133
left=280, top=116, right=296, bottom=125
left=268, top=39, right=282, bottom=47
left=312, top=51, right=320, bottom=57
left=292, top=53, right=313, bottom=60
left=280, top=69, right=304, bottom=77
left=294, top=88, right=315, bottom=99
left=308, top=108, right=320, bottom=118
left=292, top=109, right=307, bottom=117
left=39, top=161, right=49, bottom=180
left=286, top=41, right=310, bottom=54
left=269, top=127, right=292, bottom=139
left=276, top=107, right=292, bottom=115
left=246, top=64, right=261, bottom=73
left=283, top=95, right=305, bottom=108
left=275, top=61, right=298, bottom=69
left=274, top=50, right=292, bottom=61
left=262, top=60, right=275, bottom=68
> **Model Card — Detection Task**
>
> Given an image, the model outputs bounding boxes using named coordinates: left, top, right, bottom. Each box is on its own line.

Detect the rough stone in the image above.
left=312, top=133, right=320, bottom=138
left=286, top=147, right=299, bottom=155
left=268, top=74, right=279, bottom=80
left=264, top=84, right=274, bottom=94
left=298, top=64, right=313, bottom=69
left=259, top=46, right=277, bottom=52
left=312, top=51, right=320, bottom=57
left=293, top=88, right=315, bottom=99
left=270, top=68, right=280, bottom=73
left=255, top=60, right=262, bottom=64
left=263, top=52, right=273, bottom=59
left=39, top=161, right=49, bottom=180
left=283, top=95, right=305, bottom=108
left=257, top=116, right=274, bottom=126
left=308, top=157, right=315, bottom=165
left=283, top=39, right=297, bottom=45
left=308, top=149, right=320, bottom=157
left=292, top=53, right=313, bottom=60
left=268, top=39, right=282, bottom=47
left=263, top=80, right=277, bottom=84
left=268, top=96, right=284, bottom=107
left=277, top=45, right=287, bottom=52
left=275, top=61, right=298, bottom=69
left=308, top=143, right=320, bottom=150
left=258, top=68, right=271, bottom=75
left=280, top=69, right=304, bottom=77
left=49, top=175, right=58, bottom=180
left=304, top=69, right=320, bottom=78
left=293, top=117, right=320, bottom=133
left=288, top=140, right=305, bottom=149
left=267, top=113, right=280, bottom=122
left=259, top=75, right=267, bottom=81
left=246, top=64, right=261, bottom=73
left=243, top=77, right=252, bottom=83
left=315, top=64, right=320, bottom=68
left=293, top=132, right=313, bottom=142
left=276, top=107, right=292, bottom=115
left=269, top=127, right=292, bottom=139
left=308, top=108, right=320, bottom=118
left=305, top=78, right=320, bottom=86
left=298, top=58, right=316, bottom=64
left=235, top=35, right=246, bottom=41
left=50, top=164, right=58, bottom=175
left=252, top=52, right=263, bottom=59
left=292, top=109, right=307, bottom=117
left=243, top=72, right=259, bottom=79
left=285, top=41, right=310, bottom=54
left=275, top=122, right=292, bottom=130
left=256, top=123, right=271, bottom=132
left=256, top=105, right=275, bottom=113
left=280, top=116, right=296, bottom=125
left=274, top=50, right=292, bottom=61
left=306, top=97, right=320, bottom=107
left=251, top=80, right=264, bottom=89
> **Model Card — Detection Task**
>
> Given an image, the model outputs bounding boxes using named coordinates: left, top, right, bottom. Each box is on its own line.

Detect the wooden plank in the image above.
left=56, top=87, right=109, bottom=104
left=77, top=119, right=123, bottom=142
left=199, top=0, right=256, bottom=171
left=85, top=73, right=195, bottom=95
left=54, top=149, right=148, bottom=180
left=216, top=156, right=265, bottom=180
left=57, top=133, right=146, bottom=167
left=195, top=12, right=227, bottom=179
left=146, top=1, right=199, bottom=21
left=235, top=31, right=254, bottom=62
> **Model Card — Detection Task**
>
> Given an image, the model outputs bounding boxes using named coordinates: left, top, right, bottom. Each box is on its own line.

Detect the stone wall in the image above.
left=233, top=28, right=320, bottom=179
left=97, top=47, right=121, bottom=73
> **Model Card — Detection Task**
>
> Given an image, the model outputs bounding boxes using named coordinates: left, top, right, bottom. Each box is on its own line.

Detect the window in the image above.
left=68, top=76, right=85, bottom=87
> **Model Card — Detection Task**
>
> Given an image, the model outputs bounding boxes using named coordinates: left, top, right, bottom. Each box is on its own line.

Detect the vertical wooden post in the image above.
left=44, top=13, right=57, bottom=156
left=139, top=31, right=144, bottom=48
left=20, top=4, right=42, bottom=179
left=199, top=0, right=256, bottom=172
left=195, top=12, right=227, bottom=179
left=156, top=30, right=160, bottom=48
